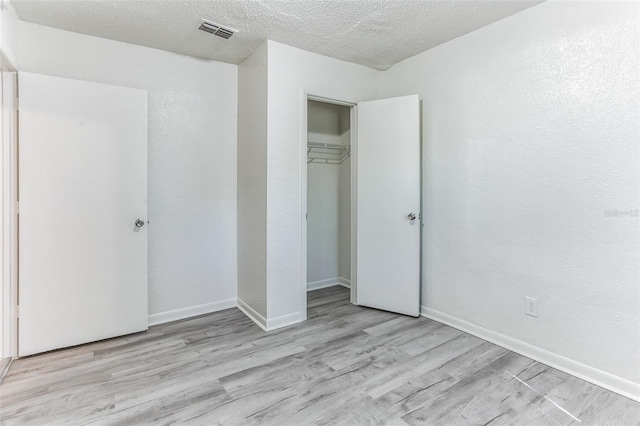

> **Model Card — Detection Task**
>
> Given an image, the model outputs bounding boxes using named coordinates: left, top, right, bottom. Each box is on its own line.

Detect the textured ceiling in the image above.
left=11, top=0, right=544, bottom=70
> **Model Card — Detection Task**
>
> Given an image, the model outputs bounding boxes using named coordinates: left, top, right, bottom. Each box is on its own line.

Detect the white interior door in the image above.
left=356, top=94, right=420, bottom=317
left=18, top=72, right=148, bottom=356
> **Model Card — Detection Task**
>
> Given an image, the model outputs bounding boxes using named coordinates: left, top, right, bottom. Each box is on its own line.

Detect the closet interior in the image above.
left=306, top=100, right=352, bottom=294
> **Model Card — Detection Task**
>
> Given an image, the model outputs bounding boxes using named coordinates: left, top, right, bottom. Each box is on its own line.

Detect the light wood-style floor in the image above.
left=1, top=286, right=638, bottom=425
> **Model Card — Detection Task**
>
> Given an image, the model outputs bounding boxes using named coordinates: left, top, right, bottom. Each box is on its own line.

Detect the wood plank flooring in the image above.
left=1, top=286, right=638, bottom=425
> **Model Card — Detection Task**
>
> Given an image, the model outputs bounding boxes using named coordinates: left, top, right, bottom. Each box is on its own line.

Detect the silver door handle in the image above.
left=135, top=219, right=145, bottom=228
left=407, top=213, right=416, bottom=221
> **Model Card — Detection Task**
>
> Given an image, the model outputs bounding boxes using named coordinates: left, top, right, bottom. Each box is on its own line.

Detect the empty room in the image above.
left=0, top=0, right=638, bottom=424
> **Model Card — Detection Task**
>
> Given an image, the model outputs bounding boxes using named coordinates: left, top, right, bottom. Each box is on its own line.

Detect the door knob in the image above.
left=135, top=219, right=145, bottom=228
left=407, top=213, right=416, bottom=221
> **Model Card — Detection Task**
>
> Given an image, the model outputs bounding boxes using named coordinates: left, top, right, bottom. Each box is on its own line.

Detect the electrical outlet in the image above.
left=524, top=297, right=538, bottom=317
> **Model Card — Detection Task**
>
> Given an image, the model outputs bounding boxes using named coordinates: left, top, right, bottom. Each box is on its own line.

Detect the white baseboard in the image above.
left=148, top=298, right=237, bottom=327
left=307, top=278, right=341, bottom=291
left=237, top=298, right=302, bottom=332
left=308, top=277, right=351, bottom=291
left=267, top=311, right=302, bottom=331
left=421, top=306, right=640, bottom=403
left=237, top=298, right=268, bottom=331
left=337, top=277, right=351, bottom=288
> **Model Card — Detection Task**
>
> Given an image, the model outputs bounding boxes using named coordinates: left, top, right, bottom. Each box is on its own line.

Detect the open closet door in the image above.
left=18, top=72, right=148, bottom=356
left=356, top=94, right=420, bottom=317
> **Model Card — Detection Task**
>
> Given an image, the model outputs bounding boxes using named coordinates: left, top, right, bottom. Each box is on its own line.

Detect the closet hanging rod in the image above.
left=307, top=157, right=350, bottom=165
left=307, top=141, right=350, bottom=165
left=307, top=141, right=349, bottom=149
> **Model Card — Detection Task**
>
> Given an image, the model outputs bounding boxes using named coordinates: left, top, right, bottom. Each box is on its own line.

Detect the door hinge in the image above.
left=15, top=305, right=19, bottom=318
left=16, top=201, right=19, bottom=215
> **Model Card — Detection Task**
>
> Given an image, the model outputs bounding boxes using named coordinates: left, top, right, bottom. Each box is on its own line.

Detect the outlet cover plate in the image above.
left=525, top=296, right=538, bottom=317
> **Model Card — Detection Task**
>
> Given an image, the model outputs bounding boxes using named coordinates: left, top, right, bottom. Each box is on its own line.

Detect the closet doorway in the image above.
left=305, top=99, right=354, bottom=308
left=301, top=93, right=421, bottom=321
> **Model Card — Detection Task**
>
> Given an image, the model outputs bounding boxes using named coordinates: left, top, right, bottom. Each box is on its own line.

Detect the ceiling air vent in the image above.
left=199, top=20, right=237, bottom=39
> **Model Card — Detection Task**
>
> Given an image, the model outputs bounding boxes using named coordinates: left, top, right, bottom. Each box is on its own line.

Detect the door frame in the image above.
left=300, top=90, right=358, bottom=321
left=1, top=51, right=18, bottom=360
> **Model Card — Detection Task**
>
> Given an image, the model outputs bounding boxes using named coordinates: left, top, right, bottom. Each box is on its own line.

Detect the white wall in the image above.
left=0, top=4, right=19, bottom=67
left=380, top=0, right=639, bottom=397
left=266, top=40, right=380, bottom=322
left=18, top=22, right=238, bottom=320
left=338, top=158, right=351, bottom=281
left=307, top=100, right=350, bottom=145
left=237, top=41, right=268, bottom=317
left=307, top=163, right=339, bottom=283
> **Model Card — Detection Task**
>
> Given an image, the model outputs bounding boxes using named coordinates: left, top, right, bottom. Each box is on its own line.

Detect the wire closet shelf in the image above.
left=307, top=141, right=350, bottom=165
